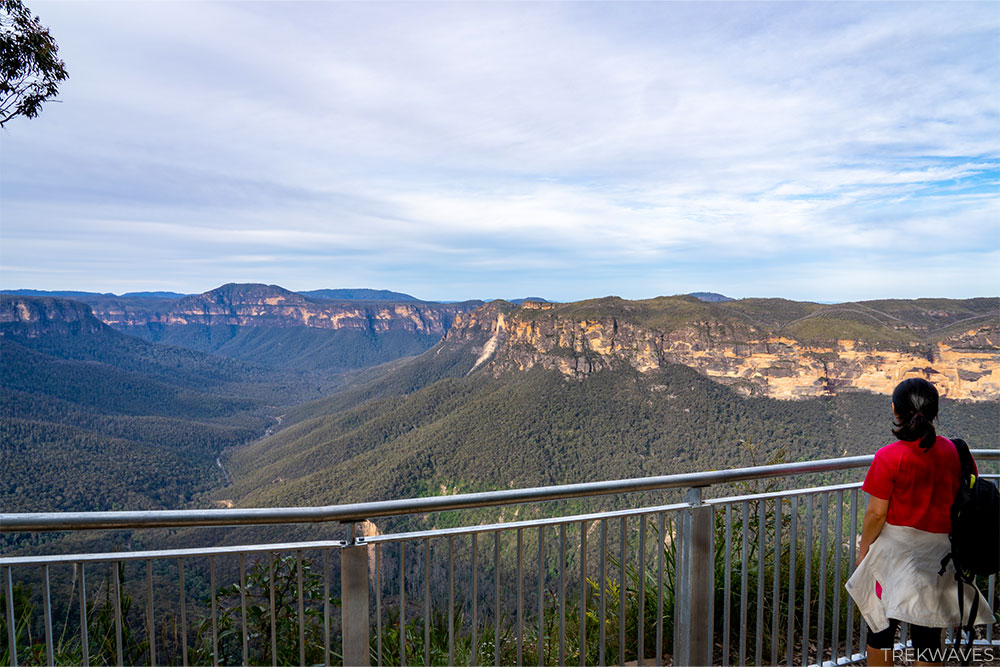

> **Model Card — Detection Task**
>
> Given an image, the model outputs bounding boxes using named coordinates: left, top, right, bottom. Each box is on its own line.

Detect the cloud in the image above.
left=1, top=1, right=997, bottom=300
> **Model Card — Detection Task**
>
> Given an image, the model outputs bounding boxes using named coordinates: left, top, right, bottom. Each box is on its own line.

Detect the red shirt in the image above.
left=862, top=436, right=972, bottom=534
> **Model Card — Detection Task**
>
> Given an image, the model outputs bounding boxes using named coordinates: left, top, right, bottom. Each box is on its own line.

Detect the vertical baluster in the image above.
left=771, top=498, right=782, bottom=664
left=619, top=517, right=626, bottom=667
left=656, top=512, right=665, bottom=667
left=495, top=532, right=501, bottom=667
left=449, top=535, right=456, bottom=667
left=179, top=558, right=188, bottom=667
left=211, top=555, right=219, bottom=667
left=146, top=560, right=154, bottom=667
left=580, top=520, right=588, bottom=667
left=372, top=542, right=383, bottom=667
left=240, top=553, right=248, bottom=667
left=988, top=574, right=996, bottom=642
left=707, top=503, right=716, bottom=667
left=472, top=533, right=479, bottom=667
left=802, top=495, right=813, bottom=667
left=538, top=526, right=545, bottom=667
left=517, top=529, right=523, bottom=667
left=847, top=489, right=857, bottom=661
left=401, top=542, right=407, bottom=667
left=739, top=501, right=749, bottom=667
left=600, top=519, right=607, bottom=667
left=786, top=497, right=798, bottom=667
left=269, top=555, right=277, bottom=667
left=833, top=490, right=844, bottom=662
left=297, top=551, right=305, bottom=667
left=560, top=523, right=567, bottom=666
left=5, top=567, right=18, bottom=667
left=817, top=493, right=829, bottom=664
left=79, top=562, right=89, bottom=666
left=425, top=539, right=431, bottom=667
left=756, top=500, right=765, bottom=667
left=326, top=548, right=333, bottom=667
left=673, top=509, right=683, bottom=663
left=44, top=564, right=56, bottom=667
left=723, top=504, right=732, bottom=667
left=638, top=516, right=646, bottom=666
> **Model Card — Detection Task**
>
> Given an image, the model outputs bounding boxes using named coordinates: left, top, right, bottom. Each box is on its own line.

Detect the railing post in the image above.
left=675, top=487, right=714, bottom=666
left=341, top=524, right=371, bottom=666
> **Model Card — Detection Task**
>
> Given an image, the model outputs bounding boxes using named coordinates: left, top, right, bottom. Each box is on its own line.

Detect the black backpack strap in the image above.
left=940, top=437, right=969, bottom=577
left=955, top=577, right=979, bottom=666
left=954, top=574, right=967, bottom=666
left=966, top=587, right=979, bottom=659
left=951, top=438, right=977, bottom=666
left=952, top=438, right=974, bottom=480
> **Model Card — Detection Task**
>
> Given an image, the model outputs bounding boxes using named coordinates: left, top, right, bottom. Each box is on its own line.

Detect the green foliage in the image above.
left=0, top=564, right=147, bottom=666
left=222, top=360, right=998, bottom=514
left=0, top=0, right=68, bottom=127
left=0, top=341, right=255, bottom=419
left=127, top=324, right=444, bottom=374
left=1, top=314, right=292, bottom=522
left=0, top=335, right=270, bottom=519
left=188, top=555, right=337, bottom=666
left=0, top=419, right=228, bottom=513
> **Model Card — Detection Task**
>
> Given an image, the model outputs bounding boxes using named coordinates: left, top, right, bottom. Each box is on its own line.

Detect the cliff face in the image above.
left=89, top=284, right=476, bottom=336
left=0, top=295, right=108, bottom=338
left=448, top=299, right=1000, bottom=401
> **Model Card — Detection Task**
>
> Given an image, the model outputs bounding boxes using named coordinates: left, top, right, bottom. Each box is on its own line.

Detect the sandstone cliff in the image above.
left=0, top=295, right=109, bottom=338
left=448, top=297, right=999, bottom=401
left=88, top=283, right=479, bottom=336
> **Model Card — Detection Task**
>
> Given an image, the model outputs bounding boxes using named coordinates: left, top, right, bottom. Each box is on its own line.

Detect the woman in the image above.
left=845, top=378, right=992, bottom=666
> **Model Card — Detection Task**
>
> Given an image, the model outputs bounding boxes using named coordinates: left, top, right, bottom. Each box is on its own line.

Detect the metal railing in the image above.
left=2, top=451, right=998, bottom=666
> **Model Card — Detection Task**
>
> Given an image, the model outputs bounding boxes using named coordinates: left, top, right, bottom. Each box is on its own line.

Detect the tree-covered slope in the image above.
left=1, top=297, right=298, bottom=515
left=220, top=356, right=998, bottom=512
left=126, top=324, right=443, bottom=373
left=1, top=419, right=233, bottom=512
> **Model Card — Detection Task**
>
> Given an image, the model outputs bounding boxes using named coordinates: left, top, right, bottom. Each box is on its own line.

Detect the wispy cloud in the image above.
left=1, top=1, right=996, bottom=301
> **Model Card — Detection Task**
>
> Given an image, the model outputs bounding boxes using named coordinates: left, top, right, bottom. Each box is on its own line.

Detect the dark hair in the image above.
left=891, top=378, right=939, bottom=450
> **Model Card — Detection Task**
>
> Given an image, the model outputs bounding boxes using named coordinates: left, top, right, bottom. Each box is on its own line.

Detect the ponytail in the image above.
left=891, top=378, right=939, bottom=450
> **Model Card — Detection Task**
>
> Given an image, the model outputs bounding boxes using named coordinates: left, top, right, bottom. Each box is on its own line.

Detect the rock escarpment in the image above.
left=0, top=295, right=109, bottom=338
left=448, top=297, right=999, bottom=401
left=88, top=283, right=478, bottom=336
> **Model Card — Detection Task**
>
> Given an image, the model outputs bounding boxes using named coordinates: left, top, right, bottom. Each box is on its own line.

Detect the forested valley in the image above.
left=3, top=291, right=997, bottom=547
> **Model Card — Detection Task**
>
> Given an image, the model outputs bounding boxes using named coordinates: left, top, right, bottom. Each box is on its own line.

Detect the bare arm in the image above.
left=857, top=495, right=889, bottom=566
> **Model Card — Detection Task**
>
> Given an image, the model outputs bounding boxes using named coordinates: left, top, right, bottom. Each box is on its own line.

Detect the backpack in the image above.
left=938, top=438, right=1000, bottom=662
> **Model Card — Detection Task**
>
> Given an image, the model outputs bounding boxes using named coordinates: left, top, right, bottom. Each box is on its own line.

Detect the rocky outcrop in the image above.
left=89, top=284, right=478, bottom=336
left=0, top=295, right=109, bottom=338
left=448, top=299, right=1000, bottom=401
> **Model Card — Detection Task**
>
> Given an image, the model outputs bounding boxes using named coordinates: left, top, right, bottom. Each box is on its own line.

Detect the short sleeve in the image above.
left=863, top=447, right=898, bottom=500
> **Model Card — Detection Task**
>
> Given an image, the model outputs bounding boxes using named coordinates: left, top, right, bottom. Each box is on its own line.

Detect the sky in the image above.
left=1, top=1, right=998, bottom=303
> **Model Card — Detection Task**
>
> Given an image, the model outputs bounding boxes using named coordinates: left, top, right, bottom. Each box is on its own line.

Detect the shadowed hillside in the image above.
left=218, top=332, right=998, bottom=516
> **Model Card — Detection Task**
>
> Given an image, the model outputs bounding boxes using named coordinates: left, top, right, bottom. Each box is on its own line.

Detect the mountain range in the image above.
left=2, top=285, right=997, bottom=528
left=8, top=284, right=484, bottom=373
left=211, top=292, right=998, bottom=516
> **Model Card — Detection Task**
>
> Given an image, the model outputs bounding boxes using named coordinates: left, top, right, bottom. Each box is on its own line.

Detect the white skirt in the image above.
left=845, top=523, right=993, bottom=633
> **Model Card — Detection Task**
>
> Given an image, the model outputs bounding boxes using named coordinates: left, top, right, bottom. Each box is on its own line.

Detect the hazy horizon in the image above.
left=3, top=282, right=997, bottom=306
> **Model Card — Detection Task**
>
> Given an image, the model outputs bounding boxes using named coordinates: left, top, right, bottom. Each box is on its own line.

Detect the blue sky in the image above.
left=1, top=1, right=997, bottom=302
